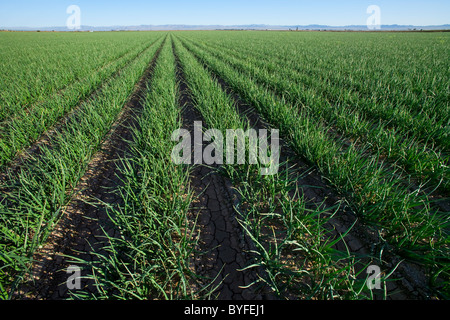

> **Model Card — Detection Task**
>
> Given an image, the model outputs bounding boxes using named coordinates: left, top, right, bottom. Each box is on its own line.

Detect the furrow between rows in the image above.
left=172, top=37, right=266, bottom=300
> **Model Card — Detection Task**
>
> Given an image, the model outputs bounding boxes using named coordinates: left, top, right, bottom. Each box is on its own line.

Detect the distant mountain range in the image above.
left=2, top=24, right=450, bottom=32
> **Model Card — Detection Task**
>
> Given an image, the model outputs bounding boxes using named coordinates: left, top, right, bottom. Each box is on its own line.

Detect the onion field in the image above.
left=0, top=30, right=448, bottom=300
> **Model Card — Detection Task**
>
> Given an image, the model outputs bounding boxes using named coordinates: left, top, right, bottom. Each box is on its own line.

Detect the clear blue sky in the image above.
left=0, top=0, right=449, bottom=28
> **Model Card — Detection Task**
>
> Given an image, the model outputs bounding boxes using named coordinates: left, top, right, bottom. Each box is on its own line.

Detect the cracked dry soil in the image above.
left=174, top=52, right=266, bottom=300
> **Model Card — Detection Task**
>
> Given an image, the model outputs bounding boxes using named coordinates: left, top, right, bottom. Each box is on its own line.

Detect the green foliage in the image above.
left=0, top=30, right=448, bottom=300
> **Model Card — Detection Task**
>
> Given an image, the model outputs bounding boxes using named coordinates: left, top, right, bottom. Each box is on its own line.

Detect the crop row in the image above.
left=70, top=37, right=198, bottom=300
left=173, top=33, right=449, bottom=297
left=0, top=35, right=163, bottom=169
left=171, top=36, right=381, bottom=299
left=182, top=32, right=449, bottom=132
left=67, top=35, right=378, bottom=300
left=0, top=33, right=165, bottom=299
left=0, top=31, right=448, bottom=300
left=178, top=35, right=449, bottom=193
left=0, top=32, right=158, bottom=118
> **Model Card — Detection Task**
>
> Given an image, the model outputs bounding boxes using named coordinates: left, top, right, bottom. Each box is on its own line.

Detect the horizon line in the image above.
left=2, top=23, right=450, bottom=30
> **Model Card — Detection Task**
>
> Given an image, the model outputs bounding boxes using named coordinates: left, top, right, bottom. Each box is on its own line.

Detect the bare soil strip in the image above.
left=204, top=63, right=436, bottom=300
left=173, top=44, right=268, bottom=300
left=14, top=39, right=166, bottom=300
